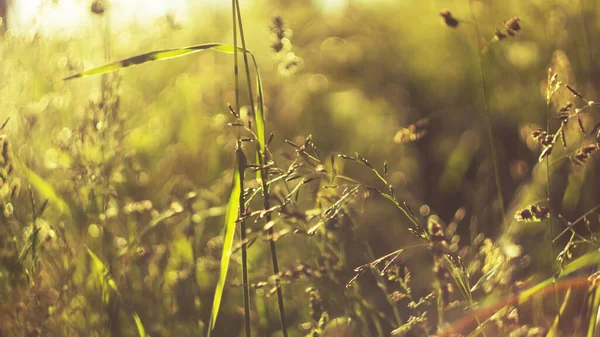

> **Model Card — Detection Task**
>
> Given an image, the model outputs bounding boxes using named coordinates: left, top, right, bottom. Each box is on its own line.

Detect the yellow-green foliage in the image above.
left=1, top=1, right=600, bottom=337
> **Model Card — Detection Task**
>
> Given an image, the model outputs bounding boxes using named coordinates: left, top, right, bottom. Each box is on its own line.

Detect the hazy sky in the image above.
left=7, top=0, right=348, bottom=34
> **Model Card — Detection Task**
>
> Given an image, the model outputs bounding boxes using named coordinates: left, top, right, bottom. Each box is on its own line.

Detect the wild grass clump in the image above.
left=2, top=1, right=600, bottom=336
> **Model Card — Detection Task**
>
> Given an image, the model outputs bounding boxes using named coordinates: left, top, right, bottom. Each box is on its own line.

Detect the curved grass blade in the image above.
left=545, top=288, right=572, bottom=337
left=252, top=57, right=266, bottom=183
left=18, top=226, right=41, bottom=264
left=87, top=246, right=151, bottom=335
left=64, top=43, right=246, bottom=80
left=64, top=40, right=267, bottom=165
left=208, top=148, right=245, bottom=336
left=14, top=158, right=70, bottom=216
left=440, top=251, right=600, bottom=336
left=587, top=284, right=600, bottom=337
left=250, top=54, right=266, bottom=154
left=86, top=246, right=119, bottom=296
left=133, top=312, right=150, bottom=337
left=517, top=250, right=600, bottom=305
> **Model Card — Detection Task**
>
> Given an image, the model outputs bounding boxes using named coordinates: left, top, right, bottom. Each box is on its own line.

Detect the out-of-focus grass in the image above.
left=0, top=0, right=600, bottom=336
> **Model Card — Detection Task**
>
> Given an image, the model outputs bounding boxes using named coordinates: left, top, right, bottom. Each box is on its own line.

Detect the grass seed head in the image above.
left=515, top=204, right=550, bottom=222
left=504, top=17, right=522, bottom=36
left=439, top=9, right=459, bottom=28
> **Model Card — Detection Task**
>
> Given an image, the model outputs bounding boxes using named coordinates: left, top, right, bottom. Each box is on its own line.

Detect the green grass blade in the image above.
left=18, top=226, right=41, bottom=263
left=133, top=312, right=150, bottom=337
left=560, top=250, right=600, bottom=276
left=246, top=54, right=266, bottom=183
left=546, top=287, right=571, bottom=337
left=251, top=55, right=266, bottom=154
left=86, top=246, right=119, bottom=295
left=15, top=158, right=71, bottom=216
left=88, top=248, right=151, bottom=336
left=64, top=43, right=247, bottom=80
left=518, top=250, right=600, bottom=305
left=207, top=148, right=244, bottom=336
left=587, top=284, right=600, bottom=337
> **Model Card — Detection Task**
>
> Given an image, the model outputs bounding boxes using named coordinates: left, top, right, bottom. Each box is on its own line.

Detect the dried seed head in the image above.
left=574, top=144, right=599, bottom=166
left=531, top=128, right=546, bottom=140
left=270, top=16, right=290, bottom=53
left=271, top=16, right=286, bottom=42
left=515, top=204, right=550, bottom=222
left=558, top=102, right=572, bottom=113
left=577, top=116, right=585, bottom=134
left=494, top=29, right=507, bottom=41
left=504, top=17, right=521, bottom=36
left=565, top=85, right=584, bottom=99
left=306, top=287, right=325, bottom=323
left=91, top=0, right=105, bottom=14
left=278, top=52, right=303, bottom=76
left=439, top=9, right=459, bottom=28
left=0, top=116, right=10, bottom=131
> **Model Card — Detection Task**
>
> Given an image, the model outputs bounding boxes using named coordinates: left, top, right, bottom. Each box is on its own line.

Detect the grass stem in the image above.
left=232, top=2, right=251, bottom=337
left=234, top=2, right=288, bottom=336
left=469, top=2, right=505, bottom=229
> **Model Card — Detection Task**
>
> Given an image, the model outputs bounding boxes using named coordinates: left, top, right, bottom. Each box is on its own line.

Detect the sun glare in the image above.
left=8, top=0, right=351, bottom=35
left=8, top=0, right=193, bottom=35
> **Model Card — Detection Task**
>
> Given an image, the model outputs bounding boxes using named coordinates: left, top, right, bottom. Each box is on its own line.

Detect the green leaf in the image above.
left=207, top=148, right=245, bottom=336
left=64, top=43, right=247, bottom=80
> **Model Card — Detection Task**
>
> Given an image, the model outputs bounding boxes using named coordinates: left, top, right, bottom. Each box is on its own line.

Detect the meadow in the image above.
left=1, top=0, right=600, bottom=336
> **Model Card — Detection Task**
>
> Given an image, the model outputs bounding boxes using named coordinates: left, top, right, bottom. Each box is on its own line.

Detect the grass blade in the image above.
left=87, top=247, right=152, bottom=336
left=252, top=57, right=266, bottom=154
left=251, top=58, right=267, bottom=182
left=15, top=158, right=70, bottom=216
left=86, top=246, right=119, bottom=295
left=133, top=312, right=150, bottom=337
left=546, top=287, right=572, bottom=337
left=518, top=250, right=600, bottom=305
left=207, top=148, right=245, bottom=336
left=64, top=43, right=247, bottom=80
left=587, top=284, right=600, bottom=337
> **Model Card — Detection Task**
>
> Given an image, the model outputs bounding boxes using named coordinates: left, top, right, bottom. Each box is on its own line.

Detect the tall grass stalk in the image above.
left=234, top=1, right=289, bottom=336
left=469, top=2, right=505, bottom=228
left=237, top=143, right=251, bottom=337
left=231, top=2, right=251, bottom=337
left=467, top=4, right=502, bottom=335
left=232, top=0, right=240, bottom=118
left=544, top=69, right=563, bottom=323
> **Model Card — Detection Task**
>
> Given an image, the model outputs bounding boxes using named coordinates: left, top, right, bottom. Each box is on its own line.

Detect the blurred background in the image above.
left=0, top=0, right=599, bottom=336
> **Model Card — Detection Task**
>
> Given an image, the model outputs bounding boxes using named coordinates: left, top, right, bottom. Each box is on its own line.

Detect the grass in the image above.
left=1, top=1, right=600, bottom=336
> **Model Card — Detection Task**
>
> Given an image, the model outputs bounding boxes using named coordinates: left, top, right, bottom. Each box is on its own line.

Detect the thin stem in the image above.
left=545, top=87, right=560, bottom=313
left=238, top=145, right=251, bottom=337
left=232, top=0, right=240, bottom=139
left=232, top=2, right=250, bottom=337
left=234, top=2, right=288, bottom=336
left=468, top=4, right=497, bottom=336
left=234, top=1, right=255, bottom=115
left=469, top=2, right=505, bottom=229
